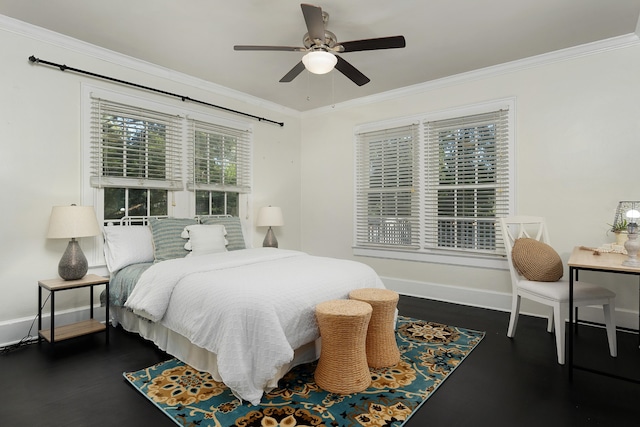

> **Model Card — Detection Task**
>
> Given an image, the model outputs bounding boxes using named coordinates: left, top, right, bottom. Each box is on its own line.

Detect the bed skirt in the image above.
left=110, top=307, right=321, bottom=398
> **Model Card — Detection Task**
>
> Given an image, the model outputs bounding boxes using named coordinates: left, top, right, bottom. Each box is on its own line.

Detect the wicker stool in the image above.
left=349, top=288, right=400, bottom=368
left=314, top=299, right=372, bottom=394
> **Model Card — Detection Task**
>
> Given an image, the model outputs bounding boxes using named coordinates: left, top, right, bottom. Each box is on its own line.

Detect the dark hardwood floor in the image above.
left=0, top=296, right=638, bottom=426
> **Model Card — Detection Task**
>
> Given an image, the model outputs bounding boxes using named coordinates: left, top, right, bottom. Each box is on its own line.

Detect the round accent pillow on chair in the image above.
left=511, top=238, right=563, bottom=282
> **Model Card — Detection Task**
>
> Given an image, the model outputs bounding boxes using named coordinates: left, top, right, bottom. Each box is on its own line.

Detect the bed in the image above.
left=102, top=216, right=385, bottom=405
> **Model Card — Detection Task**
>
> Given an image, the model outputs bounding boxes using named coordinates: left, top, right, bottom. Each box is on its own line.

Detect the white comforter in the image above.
left=125, top=248, right=385, bottom=405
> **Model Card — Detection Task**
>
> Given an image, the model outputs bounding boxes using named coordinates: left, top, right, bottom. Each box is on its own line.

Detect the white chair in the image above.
left=499, top=216, right=617, bottom=364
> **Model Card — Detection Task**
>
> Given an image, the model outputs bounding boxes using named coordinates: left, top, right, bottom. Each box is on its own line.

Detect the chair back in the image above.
left=499, top=216, right=552, bottom=289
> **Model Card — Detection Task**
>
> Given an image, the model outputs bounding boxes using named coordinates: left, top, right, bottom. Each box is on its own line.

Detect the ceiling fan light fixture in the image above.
left=302, top=51, right=337, bottom=74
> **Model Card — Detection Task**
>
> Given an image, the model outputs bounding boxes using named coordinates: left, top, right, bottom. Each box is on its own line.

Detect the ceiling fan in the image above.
left=233, top=3, right=406, bottom=86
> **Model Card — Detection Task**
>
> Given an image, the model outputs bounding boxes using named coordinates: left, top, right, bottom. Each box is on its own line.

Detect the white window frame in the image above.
left=353, top=98, right=515, bottom=269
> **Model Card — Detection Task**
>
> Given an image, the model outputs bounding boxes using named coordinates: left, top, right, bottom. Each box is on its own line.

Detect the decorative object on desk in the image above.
left=619, top=202, right=640, bottom=266
left=47, top=205, right=100, bottom=280
left=257, top=206, right=284, bottom=248
left=608, top=217, right=628, bottom=245
left=611, top=201, right=640, bottom=245
left=579, top=244, right=627, bottom=255
left=124, top=316, right=485, bottom=427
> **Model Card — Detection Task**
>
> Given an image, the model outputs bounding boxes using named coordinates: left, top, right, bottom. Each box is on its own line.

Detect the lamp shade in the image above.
left=612, top=201, right=640, bottom=231
left=47, top=205, right=101, bottom=239
left=302, top=51, right=337, bottom=75
left=626, top=208, right=640, bottom=222
left=257, top=206, right=284, bottom=227
left=614, top=201, right=640, bottom=267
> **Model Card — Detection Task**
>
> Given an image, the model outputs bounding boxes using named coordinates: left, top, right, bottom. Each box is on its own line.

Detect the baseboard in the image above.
left=0, top=305, right=106, bottom=348
left=1, top=279, right=637, bottom=347
left=382, top=276, right=639, bottom=332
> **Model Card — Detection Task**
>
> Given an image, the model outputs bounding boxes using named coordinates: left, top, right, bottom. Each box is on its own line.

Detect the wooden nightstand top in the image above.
left=38, top=273, right=109, bottom=291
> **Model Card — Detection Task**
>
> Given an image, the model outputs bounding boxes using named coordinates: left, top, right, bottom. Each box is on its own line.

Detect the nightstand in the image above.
left=38, top=274, right=110, bottom=345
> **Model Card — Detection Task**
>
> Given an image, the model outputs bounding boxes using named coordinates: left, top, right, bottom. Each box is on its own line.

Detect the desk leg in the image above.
left=37, top=286, right=42, bottom=344
left=89, top=285, right=94, bottom=319
left=568, top=266, right=575, bottom=381
left=50, top=291, right=55, bottom=344
left=105, top=282, right=109, bottom=346
left=574, top=269, right=579, bottom=335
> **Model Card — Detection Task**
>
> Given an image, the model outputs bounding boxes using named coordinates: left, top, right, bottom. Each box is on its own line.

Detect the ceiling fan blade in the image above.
left=337, top=35, right=406, bottom=53
left=279, top=61, right=306, bottom=82
left=234, top=45, right=306, bottom=52
left=301, top=3, right=325, bottom=43
left=334, top=56, right=370, bottom=86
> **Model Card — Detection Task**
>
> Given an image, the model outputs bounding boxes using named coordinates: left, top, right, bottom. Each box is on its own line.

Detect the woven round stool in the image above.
left=314, top=299, right=372, bottom=394
left=349, top=288, right=400, bottom=368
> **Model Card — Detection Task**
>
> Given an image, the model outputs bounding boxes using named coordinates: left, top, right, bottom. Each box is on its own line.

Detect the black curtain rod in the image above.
left=28, top=55, right=284, bottom=127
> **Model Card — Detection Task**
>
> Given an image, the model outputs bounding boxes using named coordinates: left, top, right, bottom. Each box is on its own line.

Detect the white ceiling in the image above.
left=2, top=0, right=640, bottom=112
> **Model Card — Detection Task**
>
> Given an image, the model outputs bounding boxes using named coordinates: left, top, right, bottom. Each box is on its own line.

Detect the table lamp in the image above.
left=257, top=206, right=284, bottom=248
left=47, top=205, right=101, bottom=280
left=614, top=201, right=640, bottom=267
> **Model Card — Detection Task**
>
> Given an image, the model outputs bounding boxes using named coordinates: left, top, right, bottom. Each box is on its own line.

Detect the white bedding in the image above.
left=124, top=248, right=385, bottom=405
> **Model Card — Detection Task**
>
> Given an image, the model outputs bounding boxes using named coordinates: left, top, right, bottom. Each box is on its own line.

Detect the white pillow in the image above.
left=103, top=226, right=154, bottom=273
left=182, top=224, right=228, bottom=256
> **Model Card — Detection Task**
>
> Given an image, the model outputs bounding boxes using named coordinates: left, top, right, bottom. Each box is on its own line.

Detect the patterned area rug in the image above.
left=124, top=316, right=484, bottom=427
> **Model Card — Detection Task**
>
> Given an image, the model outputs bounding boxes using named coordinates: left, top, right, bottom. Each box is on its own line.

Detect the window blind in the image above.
left=187, top=119, right=252, bottom=194
left=423, top=109, right=509, bottom=254
left=89, top=97, right=183, bottom=190
left=355, top=124, right=420, bottom=249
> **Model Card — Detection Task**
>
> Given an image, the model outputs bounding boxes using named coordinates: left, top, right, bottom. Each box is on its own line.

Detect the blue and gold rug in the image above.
left=124, top=316, right=484, bottom=427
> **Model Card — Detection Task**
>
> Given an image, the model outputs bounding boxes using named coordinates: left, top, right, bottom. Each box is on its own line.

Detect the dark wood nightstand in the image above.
left=38, top=274, right=110, bottom=345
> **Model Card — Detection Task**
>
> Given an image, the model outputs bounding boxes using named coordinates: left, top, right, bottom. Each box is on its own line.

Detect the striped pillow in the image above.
left=200, top=217, right=246, bottom=251
left=149, top=217, right=198, bottom=262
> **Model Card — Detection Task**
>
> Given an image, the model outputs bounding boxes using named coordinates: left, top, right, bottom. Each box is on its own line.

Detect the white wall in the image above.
left=0, top=18, right=303, bottom=342
left=299, top=38, right=640, bottom=328
left=2, top=16, right=640, bottom=345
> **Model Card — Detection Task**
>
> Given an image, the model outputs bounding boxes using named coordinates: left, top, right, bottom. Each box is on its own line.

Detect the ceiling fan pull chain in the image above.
left=331, top=71, right=335, bottom=108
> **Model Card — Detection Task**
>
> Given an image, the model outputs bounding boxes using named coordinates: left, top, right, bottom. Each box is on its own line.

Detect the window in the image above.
left=90, top=97, right=183, bottom=190
left=424, top=109, right=510, bottom=253
left=86, top=89, right=253, bottom=225
left=355, top=124, right=420, bottom=248
left=188, top=120, right=251, bottom=216
left=103, top=187, right=168, bottom=221
left=354, top=101, right=513, bottom=266
left=195, top=191, right=238, bottom=216
left=90, top=97, right=182, bottom=222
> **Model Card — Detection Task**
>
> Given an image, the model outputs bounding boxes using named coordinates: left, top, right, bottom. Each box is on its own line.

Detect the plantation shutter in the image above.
left=90, top=97, right=183, bottom=190
left=423, top=109, right=509, bottom=254
left=187, top=119, right=252, bottom=193
left=355, top=123, right=420, bottom=249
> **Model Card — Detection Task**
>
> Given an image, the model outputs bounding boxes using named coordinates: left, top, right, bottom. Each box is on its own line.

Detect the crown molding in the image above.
left=303, top=33, right=640, bottom=117
left=3, top=13, right=638, bottom=118
left=0, top=14, right=301, bottom=119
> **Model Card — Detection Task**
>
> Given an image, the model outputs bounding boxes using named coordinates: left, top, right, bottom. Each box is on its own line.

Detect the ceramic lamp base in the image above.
left=58, top=238, right=88, bottom=280
left=262, top=227, right=279, bottom=248
left=623, top=232, right=640, bottom=267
